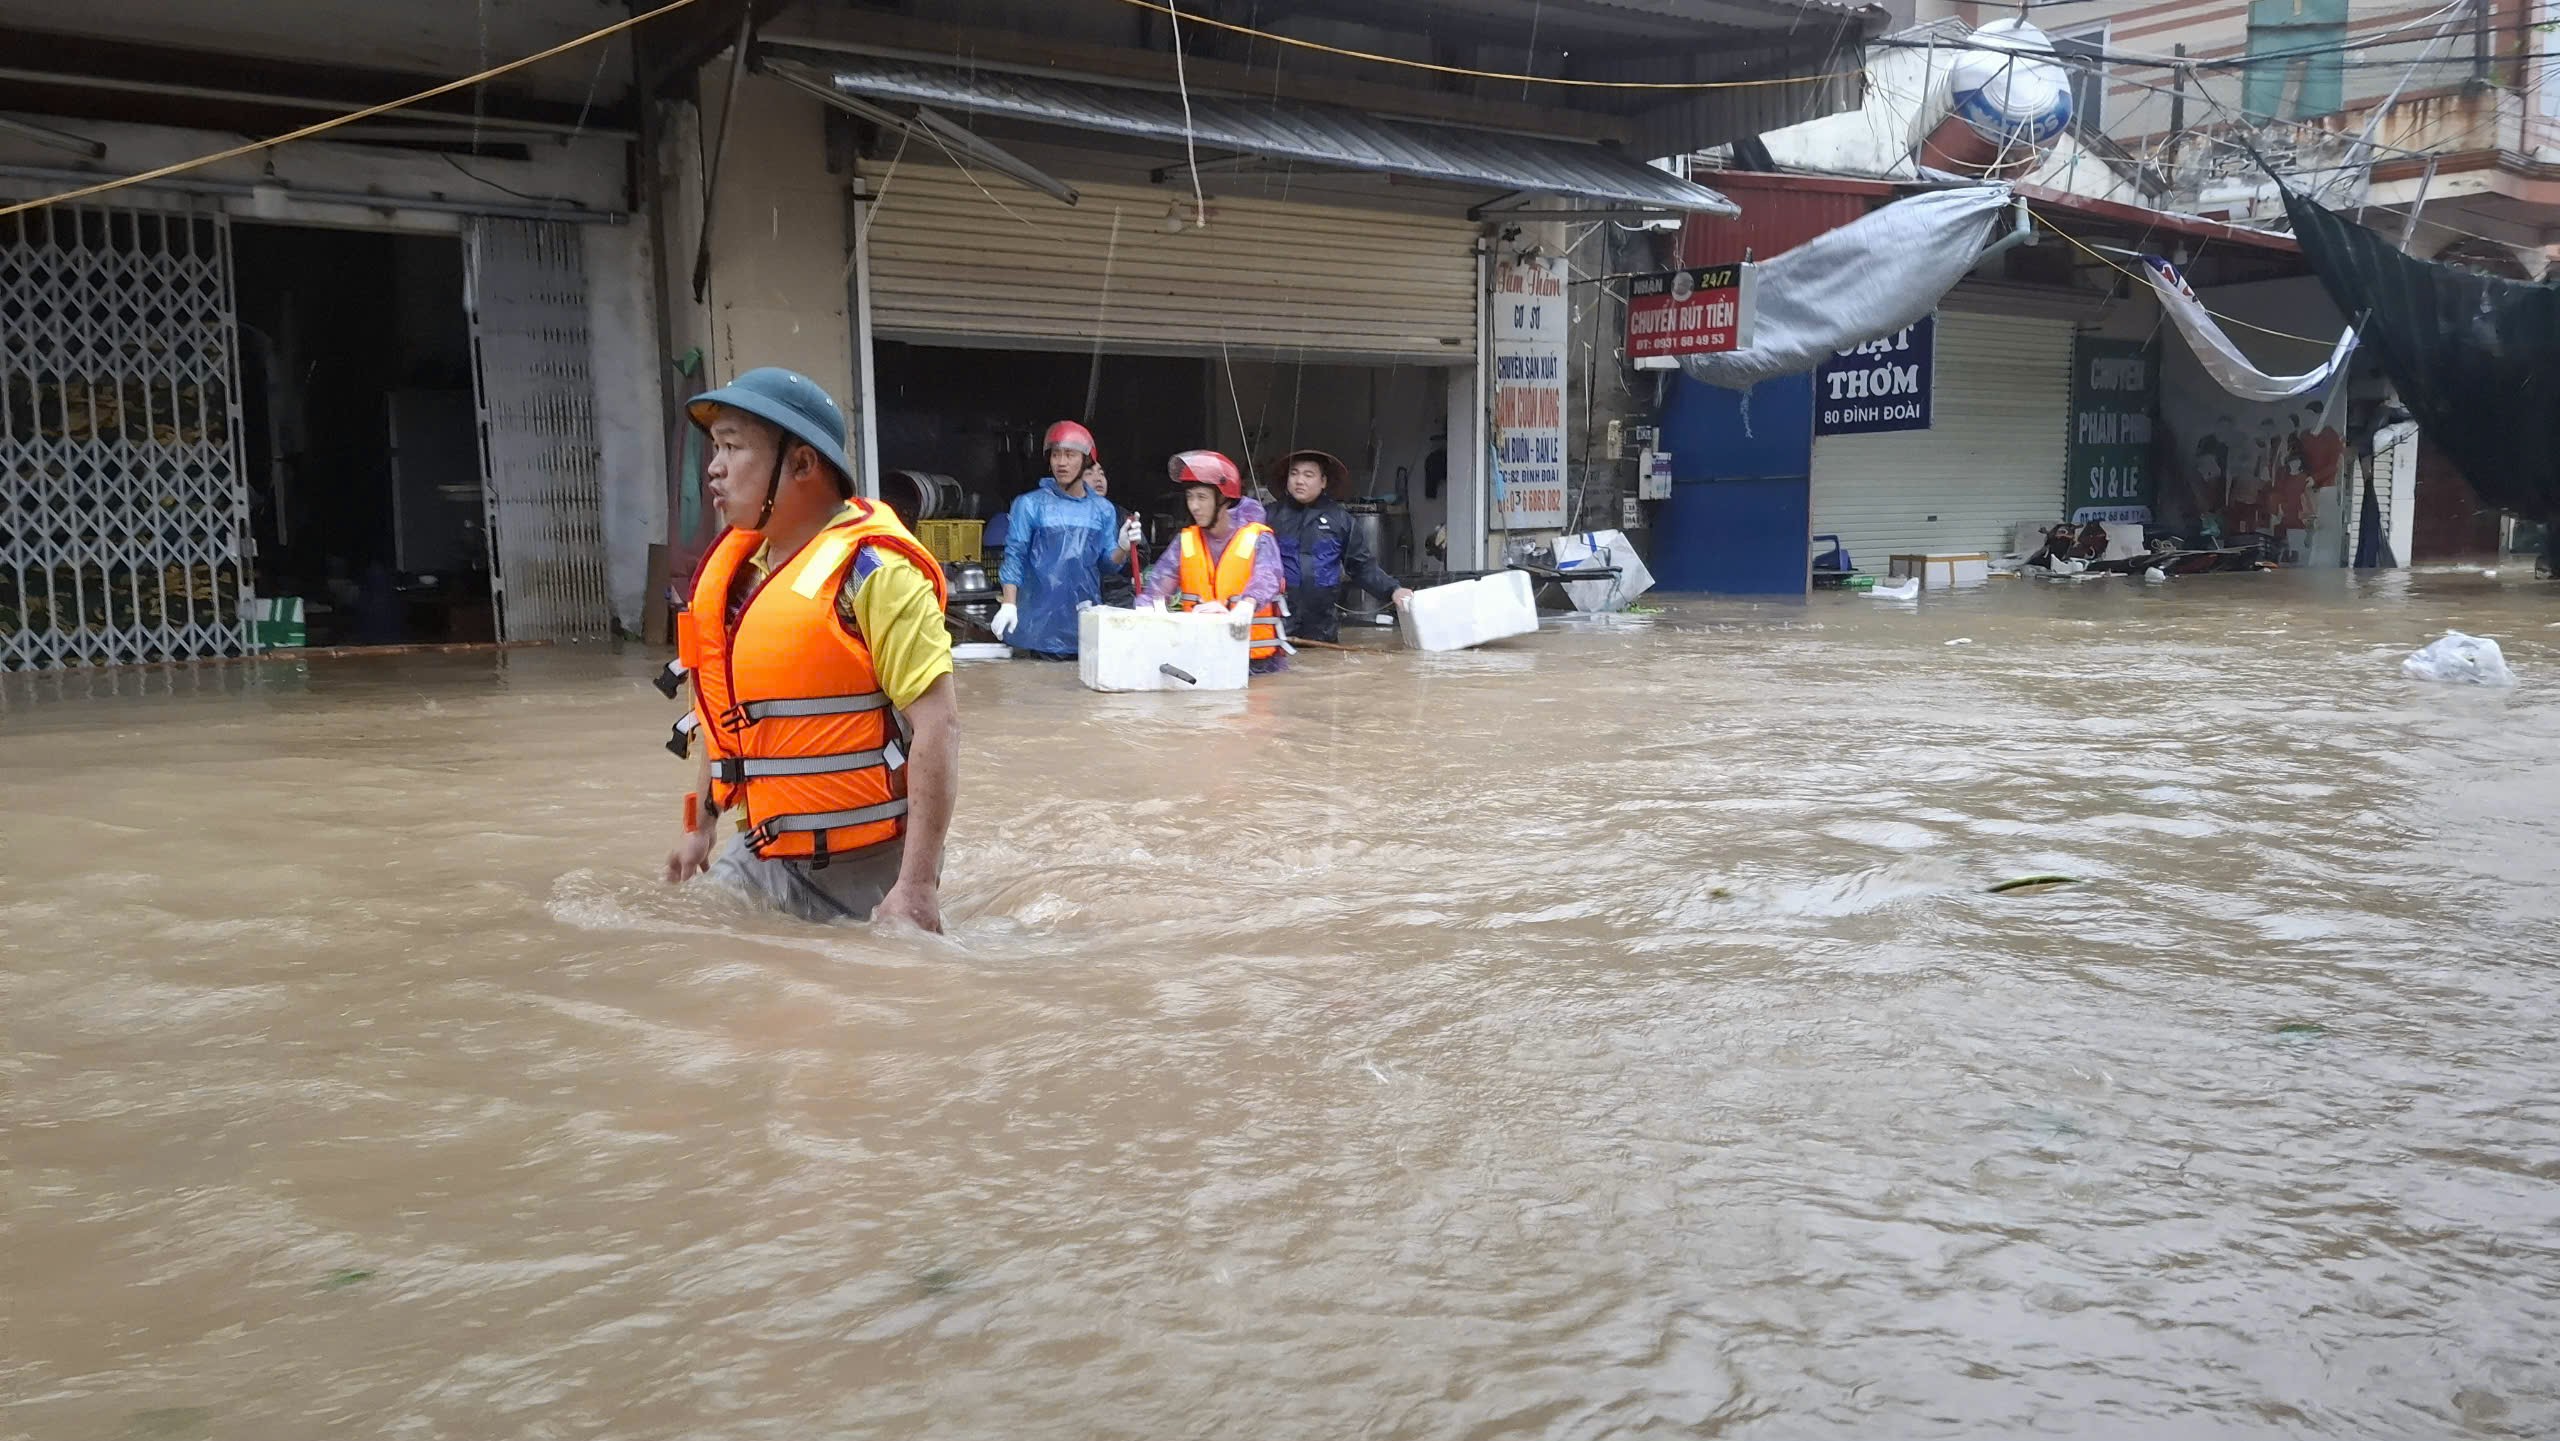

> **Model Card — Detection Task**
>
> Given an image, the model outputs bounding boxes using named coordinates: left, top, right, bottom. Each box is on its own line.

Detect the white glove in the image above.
left=1119, top=514, right=1143, bottom=549
left=989, top=603, right=1018, bottom=639
left=1193, top=600, right=1227, bottom=615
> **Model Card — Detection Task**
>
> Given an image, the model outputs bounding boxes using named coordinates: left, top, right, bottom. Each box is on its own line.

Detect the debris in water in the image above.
left=1710, top=886, right=1733, bottom=900
left=1946, top=637, right=1974, bottom=646
left=2274, top=1022, right=2327, bottom=1038
left=1988, top=874, right=2081, bottom=895
left=2402, top=631, right=2517, bottom=686
left=916, top=1266, right=965, bottom=1296
left=317, top=1268, right=374, bottom=1290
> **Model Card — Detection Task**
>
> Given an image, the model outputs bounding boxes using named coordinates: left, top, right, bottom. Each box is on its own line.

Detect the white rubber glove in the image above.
left=989, top=603, right=1018, bottom=639
left=1193, top=600, right=1227, bottom=615
left=1119, top=514, right=1143, bottom=549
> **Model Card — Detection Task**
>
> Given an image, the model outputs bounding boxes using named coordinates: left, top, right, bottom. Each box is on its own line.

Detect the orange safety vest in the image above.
left=674, top=502, right=950, bottom=866
left=1174, top=521, right=1281, bottom=660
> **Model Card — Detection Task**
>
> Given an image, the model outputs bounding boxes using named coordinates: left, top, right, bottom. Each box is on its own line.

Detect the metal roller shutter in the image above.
left=864, top=164, right=1479, bottom=363
left=465, top=218, right=612, bottom=642
left=1810, top=309, right=2071, bottom=572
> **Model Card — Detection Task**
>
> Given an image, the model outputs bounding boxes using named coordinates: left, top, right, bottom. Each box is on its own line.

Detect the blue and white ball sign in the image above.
left=1815, top=317, right=1934, bottom=436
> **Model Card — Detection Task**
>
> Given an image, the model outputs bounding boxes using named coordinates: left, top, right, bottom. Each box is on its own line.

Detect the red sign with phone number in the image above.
left=1626, top=264, right=1756, bottom=366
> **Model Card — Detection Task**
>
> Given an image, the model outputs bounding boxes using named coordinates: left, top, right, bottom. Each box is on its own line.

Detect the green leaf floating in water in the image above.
left=915, top=1266, right=964, bottom=1297
left=2275, top=1022, right=2327, bottom=1037
left=1989, top=875, right=2082, bottom=895
left=318, top=1269, right=375, bottom=1290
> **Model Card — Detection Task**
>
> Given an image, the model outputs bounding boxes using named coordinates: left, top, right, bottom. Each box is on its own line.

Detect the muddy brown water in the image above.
left=6, top=568, right=2559, bottom=1439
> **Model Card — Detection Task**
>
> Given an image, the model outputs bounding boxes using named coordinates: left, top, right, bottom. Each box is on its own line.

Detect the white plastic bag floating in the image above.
left=1867, top=576, right=1920, bottom=600
left=2401, top=631, right=2517, bottom=686
left=1552, top=530, right=1656, bottom=613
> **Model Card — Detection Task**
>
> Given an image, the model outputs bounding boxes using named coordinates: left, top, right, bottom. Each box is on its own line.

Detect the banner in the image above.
left=1628, top=264, right=1754, bottom=366
left=1492, top=255, right=1569, bottom=530
left=1815, top=316, right=1934, bottom=435
left=2141, top=255, right=2358, bottom=403
left=2068, top=337, right=2156, bottom=525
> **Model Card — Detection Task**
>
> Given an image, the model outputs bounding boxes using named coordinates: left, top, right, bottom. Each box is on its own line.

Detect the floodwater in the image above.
left=6, top=567, right=2559, bottom=1440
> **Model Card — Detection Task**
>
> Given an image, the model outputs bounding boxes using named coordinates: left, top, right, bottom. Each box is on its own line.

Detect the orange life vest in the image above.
left=1174, top=521, right=1280, bottom=660
left=676, top=501, right=950, bottom=865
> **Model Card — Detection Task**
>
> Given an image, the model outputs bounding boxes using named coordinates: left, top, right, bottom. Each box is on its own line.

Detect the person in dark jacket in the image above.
left=1089, top=465, right=1139, bottom=608
left=1265, top=449, right=1411, bottom=643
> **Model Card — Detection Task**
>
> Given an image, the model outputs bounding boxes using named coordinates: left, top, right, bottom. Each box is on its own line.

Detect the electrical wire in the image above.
left=911, top=120, right=1043, bottom=234
left=2032, top=211, right=2343, bottom=344
left=1165, top=0, right=1209, bottom=228
left=439, top=151, right=578, bottom=207
left=1106, top=0, right=1863, bottom=90
left=0, top=0, right=702, bottom=220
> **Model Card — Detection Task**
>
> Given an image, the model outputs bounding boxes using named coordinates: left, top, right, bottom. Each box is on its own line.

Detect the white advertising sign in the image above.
left=1491, top=255, right=1569, bottom=531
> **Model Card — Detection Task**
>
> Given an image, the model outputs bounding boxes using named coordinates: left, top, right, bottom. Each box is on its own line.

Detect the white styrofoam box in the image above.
left=1079, top=607, right=1252, bottom=691
left=2099, top=523, right=2146, bottom=561
left=1888, top=553, right=1991, bottom=589
left=1553, top=529, right=1656, bottom=613
left=1399, top=569, right=1540, bottom=652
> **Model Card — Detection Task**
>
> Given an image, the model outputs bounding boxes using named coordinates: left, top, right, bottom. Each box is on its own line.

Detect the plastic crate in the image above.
left=917, top=519, right=983, bottom=564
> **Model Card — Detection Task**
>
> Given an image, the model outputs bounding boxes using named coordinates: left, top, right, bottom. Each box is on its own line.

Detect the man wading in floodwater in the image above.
left=662, top=368, right=959, bottom=931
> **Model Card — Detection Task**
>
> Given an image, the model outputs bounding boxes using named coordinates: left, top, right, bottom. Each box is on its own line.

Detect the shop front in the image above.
left=1809, top=303, right=2077, bottom=577
left=0, top=2, right=675, bottom=671
left=735, top=42, right=1742, bottom=593
left=850, top=150, right=1484, bottom=593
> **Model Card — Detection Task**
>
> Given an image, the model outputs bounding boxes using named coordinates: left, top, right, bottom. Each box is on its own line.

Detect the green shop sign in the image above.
left=2068, top=337, right=2156, bottom=525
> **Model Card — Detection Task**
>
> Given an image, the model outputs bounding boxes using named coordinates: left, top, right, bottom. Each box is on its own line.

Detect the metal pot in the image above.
left=943, top=560, right=999, bottom=634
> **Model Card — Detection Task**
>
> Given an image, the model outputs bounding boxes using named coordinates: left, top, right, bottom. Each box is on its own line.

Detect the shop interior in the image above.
left=232, top=224, right=493, bottom=646
left=873, top=341, right=1452, bottom=614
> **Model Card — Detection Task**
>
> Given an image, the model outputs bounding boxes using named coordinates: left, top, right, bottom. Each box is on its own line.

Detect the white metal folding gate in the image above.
left=1, top=200, right=253, bottom=669
left=464, top=218, right=610, bottom=642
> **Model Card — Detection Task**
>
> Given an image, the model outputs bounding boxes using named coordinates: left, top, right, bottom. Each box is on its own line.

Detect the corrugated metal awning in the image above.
left=757, top=50, right=1739, bottom=217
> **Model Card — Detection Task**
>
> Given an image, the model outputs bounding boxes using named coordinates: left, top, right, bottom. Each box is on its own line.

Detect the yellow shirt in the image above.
left=743, top=507, right=953, bottom=710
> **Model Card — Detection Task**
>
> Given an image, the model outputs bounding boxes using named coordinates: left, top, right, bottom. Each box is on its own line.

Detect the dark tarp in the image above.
left=2281, top=187, right=2560, bottom=523
left=2355, top=451, right=2397, bottom=569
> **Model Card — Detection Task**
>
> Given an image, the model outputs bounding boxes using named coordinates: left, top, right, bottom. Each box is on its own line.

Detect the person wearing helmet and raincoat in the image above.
left=990, top=420, right=1142, bottom=658
left=1139, top=450, right=1289, bottom=675
left=1265, top=448, right=1413, bottom=644
left=660, top=367, right=958, bottom=932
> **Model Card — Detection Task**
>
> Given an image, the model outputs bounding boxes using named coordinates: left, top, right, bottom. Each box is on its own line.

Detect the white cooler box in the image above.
left=1079, top=607, right=1253, bottom=691
left=1398, top=570, right=1540, bottom=653
left=1888, top=552, right=1991, bottom=589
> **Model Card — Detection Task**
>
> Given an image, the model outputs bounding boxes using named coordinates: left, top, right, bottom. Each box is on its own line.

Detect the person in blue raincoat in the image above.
left=990, top=420, right=1141, bottom=658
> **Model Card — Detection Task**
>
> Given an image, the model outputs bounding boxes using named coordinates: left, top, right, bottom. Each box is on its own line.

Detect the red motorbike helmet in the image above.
left=1043, top=420, right=1098, bottom=462
left=1167, top=449, right=1242, bottom=501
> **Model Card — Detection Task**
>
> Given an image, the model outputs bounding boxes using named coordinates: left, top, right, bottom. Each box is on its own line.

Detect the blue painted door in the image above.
left=1651, top=373, right=1813, bottom=595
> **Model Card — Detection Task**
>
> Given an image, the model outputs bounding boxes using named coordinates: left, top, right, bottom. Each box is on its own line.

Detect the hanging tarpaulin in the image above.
left=2140, top=255, right=2359, bottom=402
left=1679, top=185, right=2015, bottom=391
left=2281, top=187, right=2560, bottom=520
